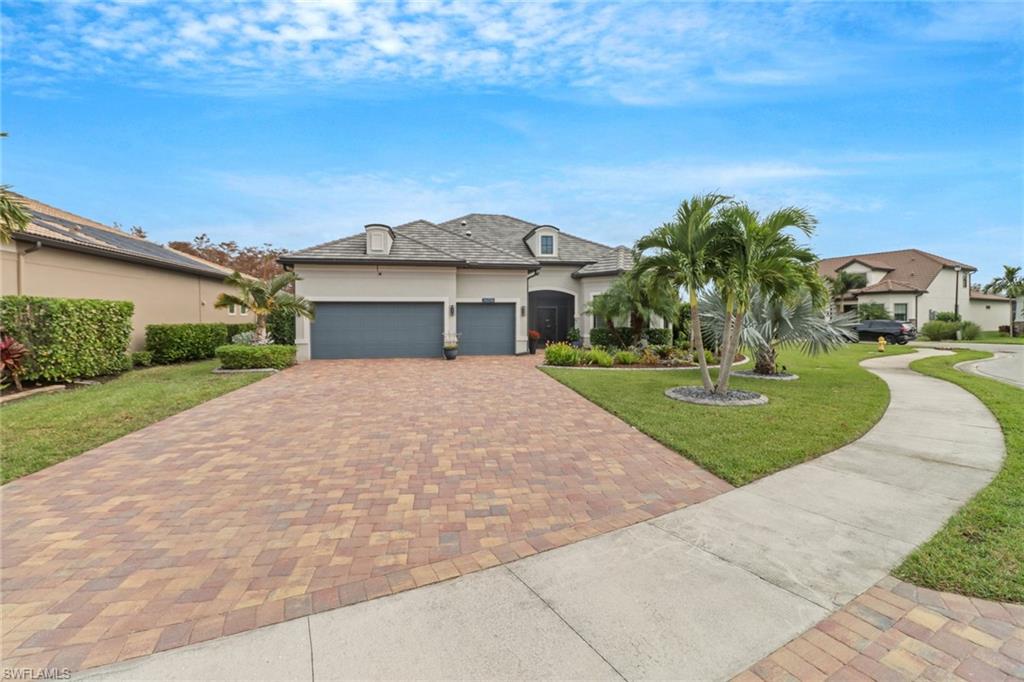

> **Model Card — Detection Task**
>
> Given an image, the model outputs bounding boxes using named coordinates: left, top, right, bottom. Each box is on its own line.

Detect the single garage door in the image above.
left=457, top=303, right=516, bottom=355
left=310, top=302, right=444, bottom=359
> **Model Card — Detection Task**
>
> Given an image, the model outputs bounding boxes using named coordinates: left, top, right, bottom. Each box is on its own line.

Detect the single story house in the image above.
left=0, top=193, right=252, bottom=348
left=280, top=214, right=649, bottom=360
left=818, top=248, right=1012, bottom=330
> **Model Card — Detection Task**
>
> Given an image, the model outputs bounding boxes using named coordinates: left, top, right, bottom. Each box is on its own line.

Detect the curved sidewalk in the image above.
left=78, top=349, right=1006, bottom=681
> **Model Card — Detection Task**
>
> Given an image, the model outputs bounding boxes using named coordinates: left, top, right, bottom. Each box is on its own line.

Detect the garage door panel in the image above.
left=457, top=303, right=515, bottom=355
left=311, top=302, right=444, bottom=359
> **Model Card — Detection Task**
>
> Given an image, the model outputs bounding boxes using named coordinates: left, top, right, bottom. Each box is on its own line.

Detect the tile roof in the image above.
left=853, top=280, right=926, bottom=294
left=10, top=193, right=234, bottom=279
left=573, top=246, right=635, bottom=277
left=282, top=213, right=620, bottom=270
left=817, top=248, right=976, bottom=293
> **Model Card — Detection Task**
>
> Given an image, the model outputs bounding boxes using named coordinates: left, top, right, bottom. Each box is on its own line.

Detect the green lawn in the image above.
left=892, top=351, right=1023, bottom=603
left=1, top=361, right=267, bottom=484
left=969, top=331, right=1024, bottom=345
left=541, top=343, right=913, bottom=486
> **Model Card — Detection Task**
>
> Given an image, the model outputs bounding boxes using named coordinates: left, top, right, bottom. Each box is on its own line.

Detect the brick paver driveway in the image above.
left=1, top=356, right=729, bottom=673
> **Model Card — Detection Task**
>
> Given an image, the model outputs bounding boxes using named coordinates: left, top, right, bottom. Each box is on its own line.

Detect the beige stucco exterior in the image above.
left=293, top=263, right=534, bottom=360
left=1, top=241, right=252, bottom=349
left=969, top=299, right=1013, bottom=331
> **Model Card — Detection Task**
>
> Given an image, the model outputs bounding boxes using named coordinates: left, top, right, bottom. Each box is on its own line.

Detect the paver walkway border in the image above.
left=73, top=348, right=1009, bottom=680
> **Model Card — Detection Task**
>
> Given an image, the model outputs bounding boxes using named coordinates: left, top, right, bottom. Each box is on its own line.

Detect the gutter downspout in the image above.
left=17, top=241, right=42, bottom=295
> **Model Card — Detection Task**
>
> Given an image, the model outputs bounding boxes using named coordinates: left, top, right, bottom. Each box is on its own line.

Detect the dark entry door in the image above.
left=529, top=290, right=574, bottom=344
left=538, top=307, right=558, bottom=344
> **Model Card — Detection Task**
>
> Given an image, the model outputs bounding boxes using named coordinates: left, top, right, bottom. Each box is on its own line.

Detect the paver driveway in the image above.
left=1, top=356, right=730, bottom=673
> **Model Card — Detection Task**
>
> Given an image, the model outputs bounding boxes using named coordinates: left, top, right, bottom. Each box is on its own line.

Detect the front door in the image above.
left=538, top=306, right=558, bottom=345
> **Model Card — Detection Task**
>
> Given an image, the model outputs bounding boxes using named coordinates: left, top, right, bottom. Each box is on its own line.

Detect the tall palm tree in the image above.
left=983, top=265, right=1023, bottom=335
left=710, top=203, right=822, bottom=393
left=700, top=288, right=856, bottom=375
left=635, top=193, right=732, bottom=392
left=215, top=271, right=315, bottom=342
left=828, top=271, right=867, bottom=317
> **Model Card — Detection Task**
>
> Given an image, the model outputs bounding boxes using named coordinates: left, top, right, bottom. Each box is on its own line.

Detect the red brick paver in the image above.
left=1, top=356, right=730, bottom=673
left=737, top=577, right=1024, bottom=681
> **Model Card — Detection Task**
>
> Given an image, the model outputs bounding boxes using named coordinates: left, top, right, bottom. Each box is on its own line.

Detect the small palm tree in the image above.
left=0, top=188, right=30, bottom=244
left=828, top=271, right=867, bottom=316
left=585, top=266, right=681, bottom=346
left=701, top=288, right=856, bottom=376
left=983, top=265, right=1023, bottom=335
left=215, top=271, right=314, bottom=342
left=635, top=193, right=732, bottom=392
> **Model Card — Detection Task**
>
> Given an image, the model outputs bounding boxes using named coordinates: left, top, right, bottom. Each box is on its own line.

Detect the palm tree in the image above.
left=701, top=288, right=856, bottom=375
left=983, top=265, right=1023, bottom=335
left=827, top=271, right=867, bottom=317
left=709, top=203, right=822, bottom=393
left=0, top=132, right=30, bottom=244
left=635, top=193, right=732, bottom=392
left=215, top=271, right=315, bottom=342
left=585, top=266, right=681, bottom=346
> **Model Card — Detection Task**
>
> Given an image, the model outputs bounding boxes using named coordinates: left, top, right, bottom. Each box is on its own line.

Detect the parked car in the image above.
left=854, top=319, right=917, bottom=344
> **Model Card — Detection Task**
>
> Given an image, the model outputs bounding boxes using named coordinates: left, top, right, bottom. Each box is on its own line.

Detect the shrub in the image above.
left=567, top=327, right=581, bottom=344
left=581, top=348, right=613, bottom=367
left=544, top=342, right=580, bottom=366
left=0, top=296, right=133, bottom=382
left=921, top=320, right=959, bottom=341
left=216, top=344, right=296, bottom=370
left=231, top=330, right=271, bottom=346
left=226, top=322, right=256, bottom=339
left=934, top=311, right=961, bottom=323
left=267, top=307, right=296, bottom=345
left=613, top=350, right=639, bottom=365
left=146, top=323, right=228, bottom=364
left=857, top=302, right=890, bottom=320
left=589, top=327, right=634, bottom=349
left=644, top=328, right=672, bottom=345
left=705, top=349, right=715, bottom=365
left=131, top=351, right=153, bottom=368
left=959, top=321, right=981, bottom=340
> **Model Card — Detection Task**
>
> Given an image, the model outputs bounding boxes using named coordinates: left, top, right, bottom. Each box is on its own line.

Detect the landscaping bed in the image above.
left=1, top=360, right=268, bottom=483
left=893, top=350, right=1023, bottom=603
left=542, top=343, right=913, bottom=485
left=543, top=341, right=743, bottom=369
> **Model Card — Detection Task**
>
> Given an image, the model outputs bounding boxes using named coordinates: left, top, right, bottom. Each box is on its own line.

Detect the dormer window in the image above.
left=364, top=224, right=394, bottom=255
left=541, top=235, right=554, bottom=255
left=526, top=224, right=559, bottom=258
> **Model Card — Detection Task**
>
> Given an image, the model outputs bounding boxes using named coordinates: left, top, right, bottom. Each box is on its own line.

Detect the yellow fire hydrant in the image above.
left=877, top=336, right=887, bottom=353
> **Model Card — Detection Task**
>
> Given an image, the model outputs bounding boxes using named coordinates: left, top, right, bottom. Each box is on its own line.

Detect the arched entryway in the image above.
left=528, top=290, right=575, bottom=345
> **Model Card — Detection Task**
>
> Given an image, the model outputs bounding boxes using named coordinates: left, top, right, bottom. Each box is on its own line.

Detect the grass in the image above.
left=541, top=343, right=913, bottom=486
left=967, top=331, right=1024, bottom=345
left=892, top=351, right=1023, bottom=603
left=1, top=360, right=267, bottom=484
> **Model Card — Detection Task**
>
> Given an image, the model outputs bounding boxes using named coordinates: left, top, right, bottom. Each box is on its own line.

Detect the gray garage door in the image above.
left=457, top=303, right=515, bottom=355
left=310, top=302, right=444, bottom=359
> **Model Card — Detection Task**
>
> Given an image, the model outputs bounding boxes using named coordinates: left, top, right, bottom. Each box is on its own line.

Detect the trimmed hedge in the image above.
left=644, top=328, right=672, bottom=345
left=0, top=295, right=133, bottom=382
left=226, top=323, right=256, bottom=339
left=267, top=307, right=296, bottom=345
left=921, top=320, right=959, bottom=341
left=146, top=323, right=228, bottom=364
left=216, top=344, right=295, bottom=370
left=589, top=327, right=635, bottom=349
left=131, top=351, right=154, bottom=368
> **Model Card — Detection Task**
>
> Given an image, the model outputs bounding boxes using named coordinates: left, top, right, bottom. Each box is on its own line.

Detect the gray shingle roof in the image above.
left=573, top=246, right=635, bottom=278
left=281, top=213, right=621, bottom=271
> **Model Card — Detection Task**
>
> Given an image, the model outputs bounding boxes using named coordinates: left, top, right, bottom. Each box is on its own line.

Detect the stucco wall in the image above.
left=579, top=275, right=618, bottom=343
left=839, top=262, right=887, bottom=286
left=969, top=299, right=1012, bottom=331
left=1, top=241, right=251, bottom=349
left=855, top=292, right=921, bottom=324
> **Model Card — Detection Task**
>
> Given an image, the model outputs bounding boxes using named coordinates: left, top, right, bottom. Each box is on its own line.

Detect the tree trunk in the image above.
left=716, top=310, right=744, bottom=394
left=714, top=294, right=736, bottom=394
left=631, top=312, right=645, bottom=344
left=606, top=317, right=626, bottom=348
left=689, top=291, right=714, bottom=392
left=256, top=315, right=269, bottom=343
left=754, top=345, right=777, bottom=375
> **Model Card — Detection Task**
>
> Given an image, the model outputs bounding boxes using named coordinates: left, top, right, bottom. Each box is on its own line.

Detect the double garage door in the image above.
left=310, top=302, right=514, bottom=359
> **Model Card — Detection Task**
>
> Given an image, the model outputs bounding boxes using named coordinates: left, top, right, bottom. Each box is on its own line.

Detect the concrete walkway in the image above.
left=911, top=340, right=1024, bottom=388
left=77, top=349, right=1006, bottom=681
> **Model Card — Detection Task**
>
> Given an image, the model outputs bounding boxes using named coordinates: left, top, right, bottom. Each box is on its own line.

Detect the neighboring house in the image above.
left=0, top=194, right=253, bottom=349
left=818, top=249, right=1012, bottom=330
left=280, top=214, right=648, bottom=360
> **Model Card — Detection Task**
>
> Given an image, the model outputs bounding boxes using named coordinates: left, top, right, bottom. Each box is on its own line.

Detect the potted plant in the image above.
left=443, top=333, right=459, bottom=360
left=567, top=327, right=582, bottom=348
left=528, top=329, right=541, bottom=354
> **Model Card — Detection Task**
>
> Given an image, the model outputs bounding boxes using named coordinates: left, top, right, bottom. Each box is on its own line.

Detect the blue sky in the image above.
left=2, top=1, right=1022, bottom=282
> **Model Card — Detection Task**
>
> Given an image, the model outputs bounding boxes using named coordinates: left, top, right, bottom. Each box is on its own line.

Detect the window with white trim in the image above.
left=894, top=303, right=908, bottom=321
left=228, top=303, right=236, bottom=315
left=540, top=235, right=554, bottom=255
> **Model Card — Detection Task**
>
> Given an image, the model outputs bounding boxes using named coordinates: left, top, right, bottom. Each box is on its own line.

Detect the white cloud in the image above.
left=6, top=1, right=1012, bottom=103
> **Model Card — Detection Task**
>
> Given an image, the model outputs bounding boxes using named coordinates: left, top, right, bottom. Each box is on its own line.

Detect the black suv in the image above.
left=854, top=319, right=917, bottom=344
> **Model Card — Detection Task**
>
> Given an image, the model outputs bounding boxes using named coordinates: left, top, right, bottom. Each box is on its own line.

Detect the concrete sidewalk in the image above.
left=77, top=349, right=1006, bottom=681
left=911, top=340, right=1024, bottom=388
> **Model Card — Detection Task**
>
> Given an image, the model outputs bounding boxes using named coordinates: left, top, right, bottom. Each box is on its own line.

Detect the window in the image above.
left=228, top=303, right=236, bottom=315
left=240, top=304, right=248, bottom=314
left=540, top=235, right=554, bottom=255
left=962, top=273, right=968, bottom=288
left=894, top=303, right=908, bottom=321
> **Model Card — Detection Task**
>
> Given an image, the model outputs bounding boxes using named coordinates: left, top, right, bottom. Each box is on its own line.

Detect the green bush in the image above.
left=131, top=351, right=154, bottom=368
left=857, top=302, right=890, bottom=320
left=216, top=344, right=296, bottom=370
left=544, top=342, right=580, bottom=366
left=581, top=348, right=613, bottom=367
left=921, top=320, right=959, bottom=341
left=589, top=327, right=635, bottom=349
left=0, top=295, right=133, bottom=382
left=644, top=328, right=672, bottom=345
left=267, top=307, right=296, bottom=345
left=226, top=322, right=256, bottom=339
left=960, top=321, right=981, bottom=340
left=614, top=350, right=639, bottom=365
left=934, top=311, right=961, bottom=323
left=146, top=323, right=229, bottom=364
